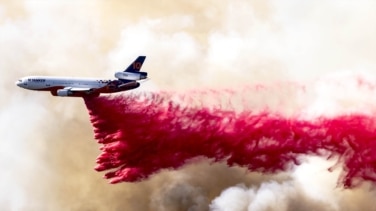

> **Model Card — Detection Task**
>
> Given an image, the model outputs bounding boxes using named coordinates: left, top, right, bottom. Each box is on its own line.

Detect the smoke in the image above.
left=2, top=0, right=376, bottom=210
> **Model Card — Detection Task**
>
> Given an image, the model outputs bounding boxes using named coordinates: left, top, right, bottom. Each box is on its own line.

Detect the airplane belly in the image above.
left=94, top=81, right=140, bottom=94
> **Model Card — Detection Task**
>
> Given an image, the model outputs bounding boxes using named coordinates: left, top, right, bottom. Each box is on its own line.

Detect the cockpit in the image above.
left=15, top=78, right=26, bottom=87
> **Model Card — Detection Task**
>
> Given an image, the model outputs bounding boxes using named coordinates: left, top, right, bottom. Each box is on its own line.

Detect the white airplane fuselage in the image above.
left=16, top=56, right=147, bottom=97
left=16, top=76, right=140, bottom=97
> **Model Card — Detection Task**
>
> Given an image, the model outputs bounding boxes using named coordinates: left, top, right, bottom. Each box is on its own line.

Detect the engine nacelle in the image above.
left=57, top=89, right=72, bottom=96
left=115, top=71, right=147, bottom=80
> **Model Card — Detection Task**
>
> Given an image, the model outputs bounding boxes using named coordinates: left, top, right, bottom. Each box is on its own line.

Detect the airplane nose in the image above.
left=16, top=80, right=22, bottom=87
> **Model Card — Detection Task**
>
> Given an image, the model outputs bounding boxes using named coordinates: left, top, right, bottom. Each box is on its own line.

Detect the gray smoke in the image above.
left=2, top=0, right=376, bottom=210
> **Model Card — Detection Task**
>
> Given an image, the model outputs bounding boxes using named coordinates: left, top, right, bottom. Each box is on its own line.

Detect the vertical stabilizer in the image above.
left=124, top=56, right=146, bottom=72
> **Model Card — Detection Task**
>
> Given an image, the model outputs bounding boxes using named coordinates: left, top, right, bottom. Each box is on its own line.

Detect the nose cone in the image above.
left=16, top=79, right=22, bottom=87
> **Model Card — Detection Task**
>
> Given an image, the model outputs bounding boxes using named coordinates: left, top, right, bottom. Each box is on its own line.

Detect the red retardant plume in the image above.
left=84, top=92, right=376, bottom=188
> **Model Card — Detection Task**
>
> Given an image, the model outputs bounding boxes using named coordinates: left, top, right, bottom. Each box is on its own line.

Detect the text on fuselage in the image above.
left=28, top=79, right=46, bottom=82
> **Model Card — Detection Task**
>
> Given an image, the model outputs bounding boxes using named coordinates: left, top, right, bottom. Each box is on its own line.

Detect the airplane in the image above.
left=16, top=56, right=148, bottom=97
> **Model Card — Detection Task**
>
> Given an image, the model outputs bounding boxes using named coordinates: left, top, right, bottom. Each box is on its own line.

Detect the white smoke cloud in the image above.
left=210, top=157, right=376, bottom=211
left=210, top=182, right=303, bottom=211
left=2, top=0, right=376, bottom=210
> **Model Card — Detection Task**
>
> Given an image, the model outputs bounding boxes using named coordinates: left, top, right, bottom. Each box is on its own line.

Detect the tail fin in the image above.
left=124, top=56, right=146, bottom=72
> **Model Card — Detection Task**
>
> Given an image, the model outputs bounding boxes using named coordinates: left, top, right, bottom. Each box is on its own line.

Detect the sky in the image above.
left=2, top=0, right=376, bottom=210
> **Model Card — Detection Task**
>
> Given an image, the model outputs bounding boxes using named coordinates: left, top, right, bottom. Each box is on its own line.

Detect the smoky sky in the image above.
left=2, top=1, right=376, bottom=210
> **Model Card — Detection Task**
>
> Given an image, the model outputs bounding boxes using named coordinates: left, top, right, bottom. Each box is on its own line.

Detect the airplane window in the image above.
left=18, top=79, right=22, bottom=82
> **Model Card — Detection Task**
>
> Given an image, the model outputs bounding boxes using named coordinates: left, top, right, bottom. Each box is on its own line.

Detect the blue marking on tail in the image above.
left=124, top=56, right=146, bottom=72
